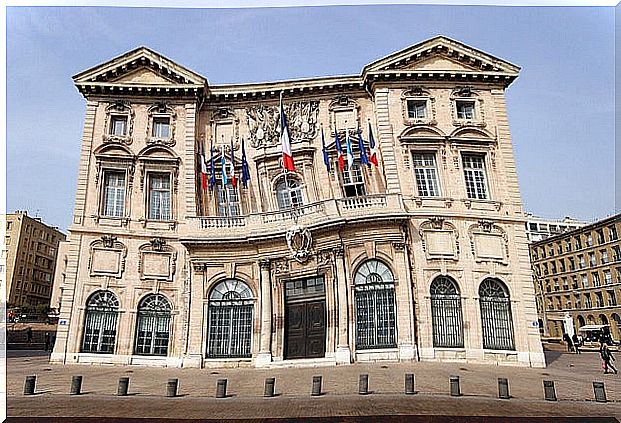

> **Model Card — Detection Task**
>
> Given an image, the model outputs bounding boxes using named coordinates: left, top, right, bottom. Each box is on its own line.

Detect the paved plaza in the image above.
left=6, top=346, right=621, bottom=420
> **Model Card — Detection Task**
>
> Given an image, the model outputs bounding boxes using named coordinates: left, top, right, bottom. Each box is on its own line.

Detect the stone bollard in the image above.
left=311, top=375, right=322, bottom=396
left=543, top=380, right=557, bottom=401
left=216, top=379, right=227, bottom=398
left=70, top=376, right=83, bottom=395
left=498, top=378, right=510, bottom=399
left=593, top=382, right=607, bottom=403
left=450, top=375, right=461, bottom=397
left=405, top=373, right=416, bottom=395
left=117, top=377, right=129, bottom=396
left=264, top=378, right=275, bottom=397
left=358, top=374, right=369, bottom=395
left=23, top=375, right=36, bottom=395
left=166, top=378, right=178, bottom=397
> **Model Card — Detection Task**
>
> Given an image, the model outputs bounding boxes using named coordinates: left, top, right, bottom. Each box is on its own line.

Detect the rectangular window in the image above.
left=557, top=243, right=563, bottom=254
left=597, top=229, right=605, bottom=244
left=216, top=181, right=241, bottom=217
left=148, top=173, right=172, bottom=220
left=613, top=246, right=621, bottom=261
left=102, top=171, right=126, bottom=217
left=604, top=270, right=612, bottom=285
left=412, top=153, right=440, bottom=197
left=584, top=294, right=592, bottom=308
left=587, top=233, right=593, bottom=247
left=589, top=252, right=596, bottom=267
left=152, top=117, right=171, bottom=138
left=6, top=221, right=12, bottom=231
left=551, top=262, right=557, bottom=273
left=456, top=100, right=476, bottom=120
left=582, top=274, right=589, bottom=288
left=571, top=276, right=578, bottom=289
left=608, top=291, right=617, bottom=306
left=578, top=254, right=585, bottom=268
left=601, top=250, right=609, bottom=264
left=596, top=292, right=604, bottom=307
left=592, top=272, right=601, bottom=287
left=566, top=240, right=572, bottom=252
left=462, top=154, right=488, bottom=200
left=569, top=257, right=575, bottom=271
left=342, top=163, right=366, bottom=197
left=575, top=236, right=582, bottom=249
left=562, top=277, right=568, bottom=290
left=110, top=116, right=128, bottom=136
left=407, top=100, right=427, bottom=119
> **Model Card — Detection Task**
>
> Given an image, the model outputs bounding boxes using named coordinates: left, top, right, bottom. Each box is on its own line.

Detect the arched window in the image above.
left=276, top=178, right=304, bottom=210
left=207, top=279, right=254, bottom=358
left=134, top=294, right=172, bottom=356
left=82, top=290, right=119, bottom=353
left=479, top=278, right=515, bottom=350
left=430, top=276, right=464, bottom=348
left=354, top=260, right=397, bottom=349
left=600, top=314, right=609, bottom=325
left=576, top=315, right=586, bottom=328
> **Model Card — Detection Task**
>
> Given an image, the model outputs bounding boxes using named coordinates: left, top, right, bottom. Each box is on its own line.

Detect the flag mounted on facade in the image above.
left=230, top=138, right=237, bottom=188
left=241, top=137, right=251, bottom=188
left=321, top=127, right=331, bottom=172
left=345, top=128, right=354, bottom=169
left=334, top=130, right=344, bottom=172
left=209, top=139, right=216, bottom=189
left=279, top=92, right=295, bottom=172
left=357, top=126, right=370, bottom=167
left=200, top=145, right=208, bottom=191
left=220, top=144, right=228, bottom=186
left=368, top=120, right=379, bottom=167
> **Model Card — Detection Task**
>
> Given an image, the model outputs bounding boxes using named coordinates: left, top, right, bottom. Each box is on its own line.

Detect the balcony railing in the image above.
left=187, top=193, right=406, bottom=240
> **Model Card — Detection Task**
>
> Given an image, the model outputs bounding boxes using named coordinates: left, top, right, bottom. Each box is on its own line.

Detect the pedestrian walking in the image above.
left=44, top=332, right=51, bottom=351
left=26, top=327, right=33, bottom=344
left=600, top=342, right=618, bottom=374
left=572, top=333, right=581, bottom=354
left=563, top=332, right=574, bottom=353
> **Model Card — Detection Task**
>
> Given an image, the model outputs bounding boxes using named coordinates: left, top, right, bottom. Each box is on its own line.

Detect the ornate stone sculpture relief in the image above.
left=286, top=225, right=313, bottom=263
left=245, top=101, right=319, bottom=148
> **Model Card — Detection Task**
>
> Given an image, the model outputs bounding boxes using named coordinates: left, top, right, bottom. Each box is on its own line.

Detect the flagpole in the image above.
left=280, top=90, right=297, bottom=224
left=321, top=123, right=335, bottom=200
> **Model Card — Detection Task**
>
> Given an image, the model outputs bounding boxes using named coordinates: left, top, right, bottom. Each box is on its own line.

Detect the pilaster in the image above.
left=72, top=100, right=99, bottom=226
left=334, top=247, right=351, bottom=364
left=373, top=88, right=401, bottom=194
left=256, top=259, right=273, bottom=366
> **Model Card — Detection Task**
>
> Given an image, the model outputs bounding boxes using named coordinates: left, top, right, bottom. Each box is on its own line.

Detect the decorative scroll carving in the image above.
left=146, top=102, right=177, bottom=147
left=259, top=259, right=271, bottom=271
left=392, top=242, right=406, bottom=251
left=274, top=259, right=290, bottom=274
left=245, top=101, right=319, bottom=148
left=316, top=249, right=333, bottom=267
left=286, top=225, right=313, bottom=263
left=138, top=238, right=177, bottom=281
left=401, top=86, right=437, bottom=127
left=88, top=236, right=128, bottom=278
left=450, top=86, right=486, bottom=128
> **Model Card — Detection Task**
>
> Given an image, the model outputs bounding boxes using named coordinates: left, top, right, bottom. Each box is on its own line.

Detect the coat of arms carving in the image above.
left=245, top=101, right=319, bottom=148
left=286, top=225, right=313, bottom=263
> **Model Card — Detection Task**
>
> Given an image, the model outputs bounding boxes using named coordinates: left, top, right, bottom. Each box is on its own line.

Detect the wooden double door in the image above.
left=284, top=276, right=326, bottom=359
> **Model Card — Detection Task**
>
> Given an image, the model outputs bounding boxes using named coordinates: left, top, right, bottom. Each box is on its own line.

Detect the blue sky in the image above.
left=5, top=4, right=616, bottom=230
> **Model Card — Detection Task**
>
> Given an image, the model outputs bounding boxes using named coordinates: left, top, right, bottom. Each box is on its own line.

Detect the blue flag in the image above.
left=241, top=137, right=251, bottom=188
left=321, top=128, right=330, bottom=172
left=220, top=144, right=228, bottom=186
left=357, top=127, right=370, bottom=167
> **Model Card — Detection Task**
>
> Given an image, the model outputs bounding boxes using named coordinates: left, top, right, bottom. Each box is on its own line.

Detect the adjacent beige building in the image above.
left=5, top=211, right=66, bottom=309
left=530, top=213, right=621, bottom=340
left=52, top=36, right=545, bottom=368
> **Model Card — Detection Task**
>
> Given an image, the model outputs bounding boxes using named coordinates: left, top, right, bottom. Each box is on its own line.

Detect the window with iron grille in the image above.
left=102, top=170, right=126, bottom=217
left=276, top=179, right=304, bottom=209
left=479, top=278, right=515, bottom=350
left=207, top=279, right=253, bottom=358
left=216, top=179, right=241, bottom=216
left=430, top=276, right=464, bottom=348
left=148, top=173, right=171, bottom=220
left=413, top=153, right=441, bottom=197
left=341, top=162, right=366, bottom=197
left=134, top=294, right=172, bottom=356
left=462, top=155, right=488, bottom=200
left=81, top=290, right=119, bottom=353
left=354, top=260, right=397, bottom=350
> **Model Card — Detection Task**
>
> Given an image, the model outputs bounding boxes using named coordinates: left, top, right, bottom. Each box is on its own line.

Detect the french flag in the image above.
left=368, top=120, right=379, bottom=167
left=200, top=147, right=208, bottom=191
left=280, top=92, right=295, bottom=172
left=334, top=130, right=344, bottom=172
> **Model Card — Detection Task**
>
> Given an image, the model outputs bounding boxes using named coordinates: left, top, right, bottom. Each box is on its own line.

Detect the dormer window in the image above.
left=110, top=116, right=128, bottom=136
left=152, top=117, right=171, bottom=138
left=456, top=100, right=476, bottom=120
left=407, top=100, right=427, bottom=119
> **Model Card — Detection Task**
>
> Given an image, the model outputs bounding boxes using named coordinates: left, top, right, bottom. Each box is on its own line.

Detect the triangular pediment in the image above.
left=73, top=46, right=207, bottom=87
left=362, top=36, right=520, bottom=76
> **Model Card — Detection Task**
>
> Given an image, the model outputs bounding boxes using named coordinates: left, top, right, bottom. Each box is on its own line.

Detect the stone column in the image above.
left=256, top=259, right=272, bottom=366
left=334, top=248, right=352, bottom=364
left=393, top=242, right=415, bottom=361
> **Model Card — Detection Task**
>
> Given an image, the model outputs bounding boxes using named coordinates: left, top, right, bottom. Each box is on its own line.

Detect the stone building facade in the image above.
left=51, top=36, right=545, bottom=368
left=5, top=211, right=66, bottom=309
left=530, top=213, right=621, bottom=340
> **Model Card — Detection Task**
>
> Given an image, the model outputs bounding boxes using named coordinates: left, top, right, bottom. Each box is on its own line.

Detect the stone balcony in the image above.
left=182, top=194, right=408, bottom=243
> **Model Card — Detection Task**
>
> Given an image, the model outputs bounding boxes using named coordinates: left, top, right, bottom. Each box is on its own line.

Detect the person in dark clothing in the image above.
left=600, top=343, right=618, bottom=374
left=44, top=332, right=51, bottom=351
left=26, top=327, right=33, bottom=344
left=562, top=332, right=574, bottom=352
left=572, top=333, right=581, bottom=354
